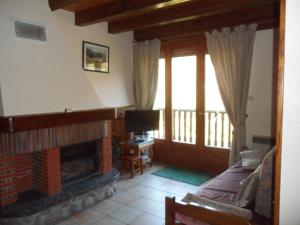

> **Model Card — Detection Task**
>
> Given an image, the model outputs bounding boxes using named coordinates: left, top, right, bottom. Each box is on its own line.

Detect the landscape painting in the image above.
left=82, top=41, right=109, bottom=73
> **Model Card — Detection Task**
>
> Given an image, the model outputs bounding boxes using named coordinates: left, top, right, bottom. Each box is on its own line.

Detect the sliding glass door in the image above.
left=152, top=41, right=231, bottom=151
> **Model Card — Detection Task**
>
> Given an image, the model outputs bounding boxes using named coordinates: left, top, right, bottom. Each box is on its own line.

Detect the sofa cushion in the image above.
left=240, top=150, right=261, bottom=170
left=240, top=148, right=271, bottom=170
left=255, top=147, right=275, bottom=218
left=234, top=164, right=262, bottom=207
left=195, top=162, right=251, bottom=205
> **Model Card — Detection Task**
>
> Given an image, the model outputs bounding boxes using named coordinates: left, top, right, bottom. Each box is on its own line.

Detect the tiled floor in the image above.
left=57, top=163, right=200, bottom=225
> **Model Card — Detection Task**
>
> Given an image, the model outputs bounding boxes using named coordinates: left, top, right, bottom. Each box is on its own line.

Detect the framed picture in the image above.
left=82, top=41, right=109, bottom=73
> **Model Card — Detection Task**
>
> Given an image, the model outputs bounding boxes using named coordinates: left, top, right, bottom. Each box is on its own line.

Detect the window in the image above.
left=205, top=55, right=233, bottom=148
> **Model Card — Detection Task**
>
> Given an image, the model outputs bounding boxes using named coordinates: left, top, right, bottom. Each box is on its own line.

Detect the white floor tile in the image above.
left=153, top=182, right=183, bottom=194
left=147, top=202, right=165, bottom=219
left=70, top=209, right=105, bottom=225
left=144, top=189, right=173, bottom=203
left=126, top=184, right=154, bottom=195
left=129, top=213, right=164, bottom=225
left=110, top=207, right=143, bottom=224
left=130, top=174, right=153, bottom=184
left=141, top=178, right=167, bottom=188
left=110, top=191, right=141, bottom=205
left=56, top=219, right=79, bottom=225
left=116, top=179, right=137, bottom=191
left=128, top=197, right=162, bottom=212
left=90, top=216, right=125, bottom=225
left=91, top=199, right=124, bottom=215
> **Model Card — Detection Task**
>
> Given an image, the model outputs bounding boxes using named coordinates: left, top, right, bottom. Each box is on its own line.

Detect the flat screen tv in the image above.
left=125, top=110, right=159, bottom=133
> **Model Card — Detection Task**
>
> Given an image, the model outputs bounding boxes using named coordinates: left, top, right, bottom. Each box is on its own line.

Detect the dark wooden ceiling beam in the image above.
left=75, top=0, right=191, bottom=26
left=160, top=19, right=276, bottom=42
left=134, top=4, right=278, bottom=41
left=134, top=18, right=276, bottom=41
left=49, top=0, right=82, bottom=11
left=108, top=0, right=276, bottom=34
left=49, top=0, right=117, bottom=12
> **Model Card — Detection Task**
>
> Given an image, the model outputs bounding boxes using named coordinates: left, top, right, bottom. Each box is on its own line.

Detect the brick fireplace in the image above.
left=60, top=140, right=100, bottom=184
left=0, top=109, right=115, bottom=208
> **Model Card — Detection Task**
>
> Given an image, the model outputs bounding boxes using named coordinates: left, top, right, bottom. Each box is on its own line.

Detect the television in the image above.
left=125, top=110, right=160, bottom=134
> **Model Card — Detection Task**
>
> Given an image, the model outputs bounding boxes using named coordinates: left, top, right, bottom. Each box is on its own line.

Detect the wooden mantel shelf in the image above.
left=0, top=108, right=115, bottom=133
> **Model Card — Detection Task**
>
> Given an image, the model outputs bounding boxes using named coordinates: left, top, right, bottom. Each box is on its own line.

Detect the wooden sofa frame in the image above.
left=165, top=197, right=257, bottom=225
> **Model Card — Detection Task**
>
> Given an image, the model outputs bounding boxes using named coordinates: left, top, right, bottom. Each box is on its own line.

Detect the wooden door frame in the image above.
left=274, top=0, right=285, bottom=224
left=162, top=39, right=205, bottom=166
left=158, top=38, right=230, bottom=173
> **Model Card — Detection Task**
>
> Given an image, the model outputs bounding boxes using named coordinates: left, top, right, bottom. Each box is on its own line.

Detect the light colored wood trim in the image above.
left=164, top=47, right=173, bottom=164
left=196, top=38, right=206, bottom=148
left=165, top=197, right=257, bottom=225
left=274, top=0, right=285, bottom=224
left=165, top=47, right=172, bottom=142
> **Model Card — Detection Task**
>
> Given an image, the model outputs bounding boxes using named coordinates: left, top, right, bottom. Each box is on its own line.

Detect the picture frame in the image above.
left=82, top=41, right=109, bottom=73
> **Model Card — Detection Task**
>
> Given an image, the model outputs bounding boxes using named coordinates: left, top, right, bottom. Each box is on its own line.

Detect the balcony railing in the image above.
left=172, top=109, right=196, bottom=144
left=152, top=109, right=233, bottom=149
left=205, top=110, right=233, bottom=148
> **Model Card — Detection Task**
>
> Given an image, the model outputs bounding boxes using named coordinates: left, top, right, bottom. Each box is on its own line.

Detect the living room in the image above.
left=0, top=0, right=299, bottom=225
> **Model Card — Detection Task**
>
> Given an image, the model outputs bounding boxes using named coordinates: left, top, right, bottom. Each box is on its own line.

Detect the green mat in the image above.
left=151, top=166, right=212, bottom=186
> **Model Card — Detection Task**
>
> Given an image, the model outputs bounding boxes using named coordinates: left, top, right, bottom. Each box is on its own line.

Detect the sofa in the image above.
left=165, top=147, right=274, bottom=225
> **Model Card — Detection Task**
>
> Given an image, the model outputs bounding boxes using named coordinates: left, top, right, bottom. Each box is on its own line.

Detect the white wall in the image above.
left=280, top=0, right=300, bottom=224
left=246, top=29, right=275, bottom=148
left=0, top=0, right=134, bottom=116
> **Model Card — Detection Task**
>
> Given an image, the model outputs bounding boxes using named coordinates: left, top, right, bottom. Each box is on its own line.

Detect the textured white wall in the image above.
left=0, top=0, right=134, bottom=116
left=246, top=29, right=275, bottom=148
left=280, top=0, right=300, bottom=224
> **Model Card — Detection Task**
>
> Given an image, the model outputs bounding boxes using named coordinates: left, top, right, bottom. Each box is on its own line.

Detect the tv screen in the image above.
left=125, top=110, right=159, bottom=133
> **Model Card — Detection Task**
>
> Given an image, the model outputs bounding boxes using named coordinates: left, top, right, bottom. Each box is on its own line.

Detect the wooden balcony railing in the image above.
left=205, top=110, right=233, bottom=148
left=152, top=109, right=233, bottom=148
left=172, top=109, right=196, bottom=144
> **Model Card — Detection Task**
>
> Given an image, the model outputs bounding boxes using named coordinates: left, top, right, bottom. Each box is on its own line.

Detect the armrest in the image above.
left=182, top=193, right=253, bottom=220
left=165, top=197, right=257, bottom=225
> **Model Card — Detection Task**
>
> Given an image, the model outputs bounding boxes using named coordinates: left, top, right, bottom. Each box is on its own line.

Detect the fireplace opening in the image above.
left=60, top=140, right=100, bottom=184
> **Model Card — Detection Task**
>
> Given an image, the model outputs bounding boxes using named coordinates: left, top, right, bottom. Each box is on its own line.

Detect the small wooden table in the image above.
left=120, top=138, right=154, bottom=178
left=124, top=138, right=155, bottom=167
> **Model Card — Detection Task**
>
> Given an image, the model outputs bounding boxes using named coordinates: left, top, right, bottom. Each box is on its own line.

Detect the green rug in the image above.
left=151, top=166, right=212, bottom=186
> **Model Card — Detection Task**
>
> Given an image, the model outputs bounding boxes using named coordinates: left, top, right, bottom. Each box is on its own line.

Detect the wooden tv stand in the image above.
left=125, top=138, right=154, bottom=167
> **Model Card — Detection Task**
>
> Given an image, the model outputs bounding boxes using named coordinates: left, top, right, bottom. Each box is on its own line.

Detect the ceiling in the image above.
left=48, top=0, right=279, bottom=41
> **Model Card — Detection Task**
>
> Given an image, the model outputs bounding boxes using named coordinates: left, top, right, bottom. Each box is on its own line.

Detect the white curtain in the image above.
left=205, top=24, right=257, bottom=166
left=133, top=39, right=161, bottom=110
